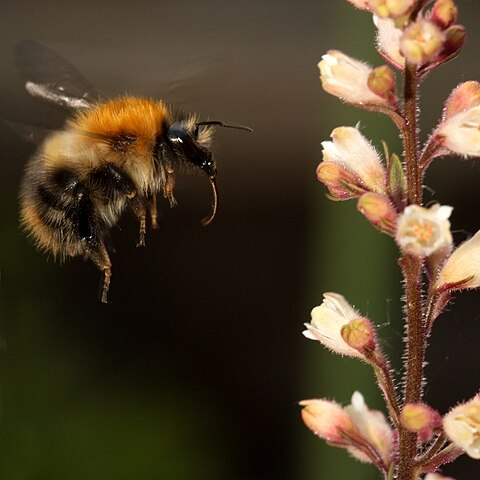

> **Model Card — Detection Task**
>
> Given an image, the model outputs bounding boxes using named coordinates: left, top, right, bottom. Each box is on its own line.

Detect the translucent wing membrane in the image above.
left=15, top=40, right=100, bottom=110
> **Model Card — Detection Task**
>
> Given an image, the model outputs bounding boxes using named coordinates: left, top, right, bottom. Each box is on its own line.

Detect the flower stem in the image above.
left=397, top=62, right=426, bottom=480
left=402, top=62, right=422, bottom=206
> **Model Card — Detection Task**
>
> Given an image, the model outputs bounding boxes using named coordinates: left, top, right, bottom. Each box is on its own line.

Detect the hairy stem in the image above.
left=397, top=62, right=426, bottom=480
left=402, top=62, right=422, bottom=206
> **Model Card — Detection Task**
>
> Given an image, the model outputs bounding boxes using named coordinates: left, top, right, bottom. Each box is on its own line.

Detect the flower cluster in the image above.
left=302, top=1, right=479, bottom=479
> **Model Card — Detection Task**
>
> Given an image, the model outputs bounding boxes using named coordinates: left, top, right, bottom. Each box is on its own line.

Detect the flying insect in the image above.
left=16, top=40, right=251, bottom=302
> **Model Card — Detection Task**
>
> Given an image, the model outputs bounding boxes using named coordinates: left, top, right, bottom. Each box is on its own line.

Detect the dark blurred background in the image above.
left=0, top=1, right=479, bottom=479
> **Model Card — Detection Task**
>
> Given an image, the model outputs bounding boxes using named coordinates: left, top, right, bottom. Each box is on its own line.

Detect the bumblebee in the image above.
left=16, top=40, right=251, bottom=302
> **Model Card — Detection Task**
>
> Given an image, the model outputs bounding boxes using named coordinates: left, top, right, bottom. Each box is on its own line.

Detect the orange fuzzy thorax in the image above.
left=68, top=96, right=169, bottom=140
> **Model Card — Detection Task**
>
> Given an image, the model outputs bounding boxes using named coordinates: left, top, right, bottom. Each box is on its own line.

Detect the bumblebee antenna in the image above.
left=194, top=121, right=253, bottom=138
left=200, top=176, right=218, bottom=226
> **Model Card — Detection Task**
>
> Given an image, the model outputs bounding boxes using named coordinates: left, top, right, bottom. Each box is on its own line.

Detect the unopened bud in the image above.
left=442, top=24, right=466, bottom=58
left=368, top=0, right=414, bottom=19
left=357, top=192, right=397, bottom=235
left=341, top=317, right=377, bottom=353
left=368, top=65, right=396, bottom=104
left=400, top=19, right=445, bottom=65
left=401, top=403, right=442, bottom=442
left=300, top=399, right=355, bottom=445
left=317, top=162, right=365, bottom=200
left=431, top=0, right=458, bottom=29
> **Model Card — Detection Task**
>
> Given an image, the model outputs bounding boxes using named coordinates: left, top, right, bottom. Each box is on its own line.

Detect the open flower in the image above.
left=436, top=105, right=480, bottom=157
left=300, top=392, right=394, bottom=469
left=395, top=204, right=453, bottom=257
left=317, top=126, right=386, bottom=200
left=435, top=230, right=480, bottom=291
left=303, top=293, right=372, bottom=359
left=443, top=395, right=480, bottom=459
left=400, top=19, right=445, bottom=65
left=345, top=392, right=394, bottom=466
left=319, top=51, right=392, bottom=106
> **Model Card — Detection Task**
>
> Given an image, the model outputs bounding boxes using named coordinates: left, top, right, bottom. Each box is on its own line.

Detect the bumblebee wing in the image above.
left=5, top=119, right=56, bottom=144
left=15, top=40, right=100, bottom=110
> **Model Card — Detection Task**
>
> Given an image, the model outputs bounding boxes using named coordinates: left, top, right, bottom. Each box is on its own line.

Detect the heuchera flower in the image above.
left=317, top=126, right=386, bottom=200
left=345, top=392, right=394, bottom=467
left=443, top=395, right=480, bottom=459
left=303, top=293, right=370, bottom=359
left=436, top=105, right=480, bottom=157
left=399, top=19, right=445, bottom=65
left=395, top=204, right=453, bottom=257
left=300, top=392, right=393, bottom=468
left=435, top=230, right=480, bottom=291
left=318, top=51, right=392, bottom=106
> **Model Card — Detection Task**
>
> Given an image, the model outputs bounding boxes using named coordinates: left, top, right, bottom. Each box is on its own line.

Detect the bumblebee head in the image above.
left=166, top=122, right=216, bottom=178
left=165, top=119, right=252, bottom=225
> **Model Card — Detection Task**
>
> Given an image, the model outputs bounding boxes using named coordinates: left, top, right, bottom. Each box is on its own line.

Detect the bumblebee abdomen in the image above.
left=20, top=154, right=114, bottom=260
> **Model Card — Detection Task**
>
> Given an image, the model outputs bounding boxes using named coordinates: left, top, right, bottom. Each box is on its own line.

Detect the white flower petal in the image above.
left=319, top=50, right=388, bottom=105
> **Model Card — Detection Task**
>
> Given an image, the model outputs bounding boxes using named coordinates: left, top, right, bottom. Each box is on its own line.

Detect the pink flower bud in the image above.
left=300, top=398, right=357, bottom=445
left=400, top=19, right=445, bottom=65
left=341, top=317, right=377, bottom=353
left=303, top=293, right=369, bottom=359
left=400, top=403, right=442, bottom=442
left=319, top=50, right=392, bottom=106
left=357, top=192, right=398, bottom=235
left=443, top=394, right=480, bottom=459
left=368, top=0, right=414, bottom=20
left=431, top=0, right=458, bottom=29
left=435, top=231, right=480, bottom=291
left=301, top=393, right=394, bottom=468
left=395, top=204, right=453, bottom=258
left=318, top=127, right=386, bottom=200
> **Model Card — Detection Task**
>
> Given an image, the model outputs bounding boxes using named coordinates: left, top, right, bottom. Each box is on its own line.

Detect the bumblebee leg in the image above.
left=163, top=167, right=177, bottom=208
left=90, top=164, right=147, bottom=246
left=88, top=240, right=112, bottom=304
left=147, top=193, right=158, bottom=230
left=128, top=195, right=147, bottom=247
